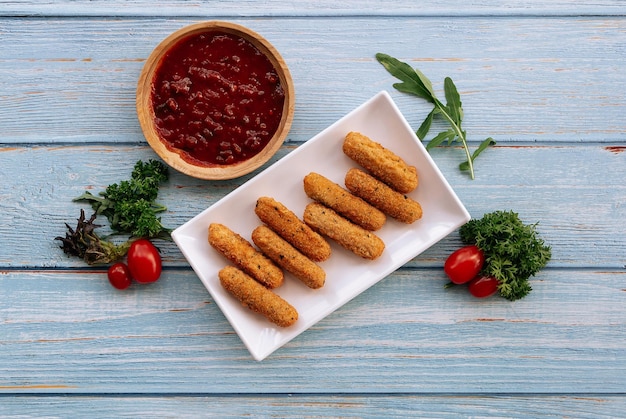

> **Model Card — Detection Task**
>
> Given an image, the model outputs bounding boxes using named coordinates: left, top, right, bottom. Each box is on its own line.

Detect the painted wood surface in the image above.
left=0, top=396, right=624, bottom=418
left=1, top=145, right=624, bottom=269
left=1, top=17, right=625, bottom=143
left=1, top=0, right=625, bottom=417
left=2, top=268, right=624, bottom=391
left=1, top=0, right=625, bottom=17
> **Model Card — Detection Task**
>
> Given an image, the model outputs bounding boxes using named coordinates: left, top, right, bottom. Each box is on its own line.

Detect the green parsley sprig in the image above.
left=376, top=53, right=495, bottom=180
left=459, top=210, right=552, bottom=301
left=56, top=159, right=172, bottom=265
left=74, top=159, right=171, bottom=240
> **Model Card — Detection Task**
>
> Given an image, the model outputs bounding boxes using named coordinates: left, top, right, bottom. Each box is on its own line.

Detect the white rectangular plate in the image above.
left=172, top=91, right=470, bottom=361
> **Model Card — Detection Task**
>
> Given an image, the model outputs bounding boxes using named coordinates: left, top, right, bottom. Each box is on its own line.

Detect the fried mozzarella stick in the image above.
left=303, top=172, right=386, bottom=231
left=342, top=131, right=418, bottom=194
left=208, top=223, right=283, bottom=289
left=219, top=266, right=298, bottom=327
left=303, top=202, right=385, bottom=260
left=252, top=225, right=326, bottom=289
left=255, top=196, right=331, bottom=262
left=345, top=168, right=423, bottom=224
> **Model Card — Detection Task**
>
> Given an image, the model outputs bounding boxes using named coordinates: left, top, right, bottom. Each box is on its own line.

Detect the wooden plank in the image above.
left=0, top=4, right=624, bottom=416
left=1, top=269, right=624, bottom=393
left=1, top=17, right=625, bottom=143
left=0, top=395, right=624, bottom=418
left=0, top=145, right=623, bottom=268
left=1, top=0, right=625, bottom=17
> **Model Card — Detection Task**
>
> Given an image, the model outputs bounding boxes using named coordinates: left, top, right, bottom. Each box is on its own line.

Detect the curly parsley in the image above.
left=459, top=210, right=552, bottom=301
left=73, top=159, right=171, bottom=240
left=56, top=160, right=171, bottom=265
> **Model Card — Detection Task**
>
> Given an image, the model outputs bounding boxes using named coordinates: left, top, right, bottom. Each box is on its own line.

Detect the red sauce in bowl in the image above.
left=151, top=31, right=286, bottom=167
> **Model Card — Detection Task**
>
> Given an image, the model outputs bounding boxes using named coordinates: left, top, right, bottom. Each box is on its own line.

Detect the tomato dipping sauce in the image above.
left=151, top=31, right=286, bottom=167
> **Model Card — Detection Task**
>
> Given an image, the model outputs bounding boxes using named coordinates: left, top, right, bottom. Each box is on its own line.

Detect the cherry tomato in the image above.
left=127, top=239, right=162, bottom=284
left=468, top=275, right=499, bottom=298
left=444, top=245, right=485, bottom=285
left=107, top=262, right=132, bottom=290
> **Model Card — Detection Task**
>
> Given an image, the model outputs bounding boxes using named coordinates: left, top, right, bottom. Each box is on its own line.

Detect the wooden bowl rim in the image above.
left=136, top=21, right=295, bottom=180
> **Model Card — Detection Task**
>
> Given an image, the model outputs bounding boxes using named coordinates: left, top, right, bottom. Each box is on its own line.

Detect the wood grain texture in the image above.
left=1, top=0, right=625, bottom=416
left=0, top=395, right=625, bottom=418
left=1, top=269, right=624, bottom=393
left=0, top=17, right=625, bottom=143
left=1, top=0, right=625, bottom=17
left=0, top=145, right=623, bottom=268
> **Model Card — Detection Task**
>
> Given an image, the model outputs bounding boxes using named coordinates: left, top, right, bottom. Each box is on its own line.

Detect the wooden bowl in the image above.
left=136, top=21, right=295, bottom=180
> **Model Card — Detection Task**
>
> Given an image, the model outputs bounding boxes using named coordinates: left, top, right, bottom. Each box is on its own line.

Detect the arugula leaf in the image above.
left=416, top=108, right=438, bottom=141
left=376, top=53, right=435, bottom=103
left=459, top=137, right=496, bottom=171
left=376, top=53, right=495, bottom=179
left=426, top=129, right=456, bottom=151
left=443, top=77, right=463, bottom=126
left=413, top=67, right=436, bottom=98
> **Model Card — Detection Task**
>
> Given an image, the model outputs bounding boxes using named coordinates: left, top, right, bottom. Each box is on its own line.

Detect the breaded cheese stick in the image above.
left=303, top=202, right=385, bottom=260
left=342, top=131, right=418, bottom=194
left=255, top=196, right=331, bottom=262
left=345, top=168, right=423, bottom=224
left=219, top=266, right=298, bottom=327
left=303, top=172, right=386, bottom=231
left=208, top=223, right=283, bottom=289
left=252, top=225, right=326, bottom=289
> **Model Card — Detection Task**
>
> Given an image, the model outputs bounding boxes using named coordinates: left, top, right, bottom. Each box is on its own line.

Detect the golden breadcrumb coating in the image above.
left=252, top=225, right=326, bottom=289
left=345, top=168, right=423, bottom=224
left=219, top=266, right=298, bottom=327
left=208, top=223, right=283, bottom=289
left=255, top=196, right=331, bottom=262
left=343, top=131, right=418, bottom=194
left=303, top=172, right=386, bottom=231
left=303, top=202, right=385, bottom=260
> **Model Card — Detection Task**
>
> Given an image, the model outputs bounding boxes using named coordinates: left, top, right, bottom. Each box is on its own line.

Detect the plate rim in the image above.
left=172, top=90, right=470, bottom=361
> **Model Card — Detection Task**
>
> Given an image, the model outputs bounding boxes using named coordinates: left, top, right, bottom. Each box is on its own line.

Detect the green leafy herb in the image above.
left=73, top=159, right=171, bottom=240
left=459, top=210, right=552, bottom=301
left=55, top=209, right=132, bottom=265
left=376, top=53, right=495, bottom=180
left=56, top=160, right=171, bottom=265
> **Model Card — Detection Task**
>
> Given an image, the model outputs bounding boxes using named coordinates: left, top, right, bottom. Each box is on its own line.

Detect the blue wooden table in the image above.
left=1, top=1, right=625, bottom=417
